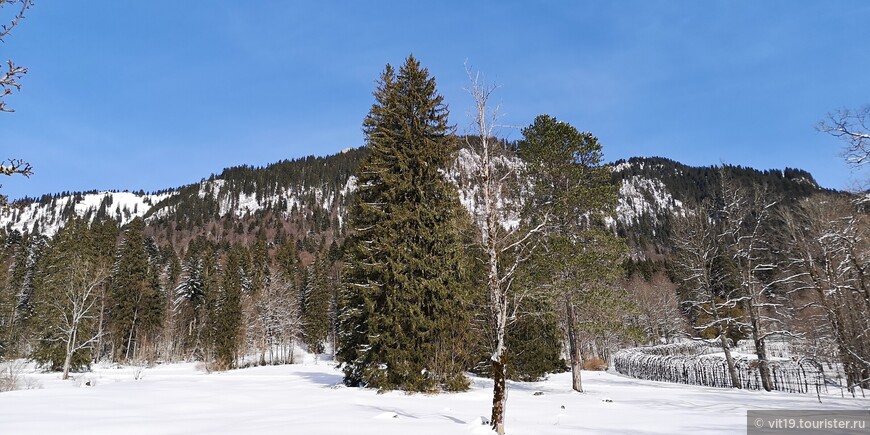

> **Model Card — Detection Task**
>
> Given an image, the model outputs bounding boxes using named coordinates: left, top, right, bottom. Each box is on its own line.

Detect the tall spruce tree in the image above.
left=338, top=55, right=472, bottom=391
left=108, top=218, right=163, bottom=362
left=302, top=252, right=331, bottom=354
left=212, top=244, right=248, bottom=369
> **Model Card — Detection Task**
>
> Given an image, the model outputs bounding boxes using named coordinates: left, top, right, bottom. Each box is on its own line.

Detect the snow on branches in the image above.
left=612, top=342, right=825, bottom=396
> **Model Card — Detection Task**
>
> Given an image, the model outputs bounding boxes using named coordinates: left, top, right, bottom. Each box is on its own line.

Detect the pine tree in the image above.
left=245, top=236, right=271, bottom=365
left=338, top=55, right=472, bottom=391
left=519, top=114, right=626, bottom=392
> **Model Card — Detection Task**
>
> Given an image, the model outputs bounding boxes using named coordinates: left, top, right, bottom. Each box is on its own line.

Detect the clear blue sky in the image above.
left=2, top=1, right=868, bottom=199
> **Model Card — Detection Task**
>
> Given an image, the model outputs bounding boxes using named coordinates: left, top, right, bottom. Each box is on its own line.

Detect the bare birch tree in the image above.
left=49, top=258, right=107, bottom=379
left=463, top=66, right=545, bottom=435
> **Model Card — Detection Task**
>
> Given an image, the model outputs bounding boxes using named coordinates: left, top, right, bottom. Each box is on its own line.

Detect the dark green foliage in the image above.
left=338, top=56, right=472, bottom=392
left=274, top=239, right=300, bottom=282
left=249, top=237, right=270, bottom=294
left=504, top=297, right=565, bottom=381
left=519, top=115, right=627, bottom=389
left=520, top=115, right=616, bottom=226
left=90, top=219, right=119, bottom=259
left=623, top=258, right=669, bottom=281
left=0, top=232, right=47, bottom=357
left=108, top=218, right=164, bottom=361
left=212, top=244, right=248, bottom=369
left=30, top=218, right=99, bottom=371
left=302, top=253, right=331, bottom=354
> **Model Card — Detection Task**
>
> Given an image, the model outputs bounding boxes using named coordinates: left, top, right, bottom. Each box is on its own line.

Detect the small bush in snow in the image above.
left=0, top=360, right=41, bottom=392
left=582, top=356, right=608, bottom=371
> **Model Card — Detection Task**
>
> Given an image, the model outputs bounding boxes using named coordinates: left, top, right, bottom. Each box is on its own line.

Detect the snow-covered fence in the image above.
left=612, top=343, right=825, bottom=395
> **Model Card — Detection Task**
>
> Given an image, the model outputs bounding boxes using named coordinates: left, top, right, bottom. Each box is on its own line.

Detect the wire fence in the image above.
left=612, top=342, right=826, bottom=396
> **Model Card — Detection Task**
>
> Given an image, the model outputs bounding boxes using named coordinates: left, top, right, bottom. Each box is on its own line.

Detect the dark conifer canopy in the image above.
left=338, top=55, right=472, bottom=391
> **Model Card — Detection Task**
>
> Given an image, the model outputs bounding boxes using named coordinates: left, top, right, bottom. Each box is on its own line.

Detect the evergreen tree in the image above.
left=504, top=296, right=565, bottom=381
left=338, top=55, right=472, bottom=391
left=0, top=232, right=46, bottom=357
left=108, top=218, right=163, bottom=362
left=274, top=238, right=300, bottom=288
left=302, top=252, right=331, bottom=354
left=212, top=244, right=248, bottom=369
left=519, top=115, right=626, bottom=392
left=198, top=243, right=222, bottom=362
left=249, top=236, right=270, bottom=294
left=175, top=250, right=207, bottom=358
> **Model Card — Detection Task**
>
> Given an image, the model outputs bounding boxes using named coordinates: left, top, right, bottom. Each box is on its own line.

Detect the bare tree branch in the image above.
left=818, top=105, right=870, bottom=168
left=0, top=0, right=33, bottom=113
left=0, top=158, right=32, bottom=176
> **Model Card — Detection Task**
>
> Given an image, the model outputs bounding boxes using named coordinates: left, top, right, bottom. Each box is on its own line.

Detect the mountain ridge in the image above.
left=0, top=147, right=838, bottom=258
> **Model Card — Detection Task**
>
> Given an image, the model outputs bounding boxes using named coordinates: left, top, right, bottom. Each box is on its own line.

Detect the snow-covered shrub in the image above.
left=0, top=360, right=41, bottom=392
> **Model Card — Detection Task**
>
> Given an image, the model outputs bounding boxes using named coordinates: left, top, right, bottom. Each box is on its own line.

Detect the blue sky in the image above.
left=1, top=1, right=868, bottom=199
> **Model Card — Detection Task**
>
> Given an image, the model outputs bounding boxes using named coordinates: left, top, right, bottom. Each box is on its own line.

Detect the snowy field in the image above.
left=1, top=354, right=867, bottom=435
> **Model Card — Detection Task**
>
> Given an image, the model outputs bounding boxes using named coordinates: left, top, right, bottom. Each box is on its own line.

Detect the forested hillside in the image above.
left=1, top=151, right=832, bottom=257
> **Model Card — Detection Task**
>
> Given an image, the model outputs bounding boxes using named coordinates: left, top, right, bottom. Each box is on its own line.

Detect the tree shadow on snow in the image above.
left=294, top=371, right=344, bottom=387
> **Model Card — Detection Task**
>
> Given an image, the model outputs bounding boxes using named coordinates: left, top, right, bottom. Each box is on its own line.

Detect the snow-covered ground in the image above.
left=0, top=355, right=867, bottom=435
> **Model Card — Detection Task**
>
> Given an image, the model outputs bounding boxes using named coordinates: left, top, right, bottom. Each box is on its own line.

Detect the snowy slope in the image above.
left=0, top=357, right=866, bottom=435
left=616, top=176, right=684, bottom=226
left=0, top=191, right=173, bottom=236
left=1, top=152, right=796, bottom=239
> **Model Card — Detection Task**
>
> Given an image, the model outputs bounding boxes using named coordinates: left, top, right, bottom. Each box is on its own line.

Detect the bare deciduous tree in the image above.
left=0, top=158, right=33, bottom=205
left=819, top=105, right=870, bottom=169
left=780, top=195, right=870, bottom=392
left=625, top=272, right=686, bottom=345
left=46, top=257, right=108, bottom=380
left=463, top=66, right=546, bottom=435
left=718, top=178, right=798, bottom=391
left=255, top=268, right=302, bottom=365
left=672, top=202, right=743, bottom=388
left=0, top=1, right=35, bottom=203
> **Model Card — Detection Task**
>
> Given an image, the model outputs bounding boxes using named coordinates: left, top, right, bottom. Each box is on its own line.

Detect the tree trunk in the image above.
left=754, top=336, right=772, bottom=392
left=491, top=352, right=508, bottom=435
left=125, top=304, right=139, bottom=361
left=62, top=324, right=77, bottom=380
left=62, top=351, right=73, bottom=380
left=95, top=289, right=106, bottom=363
left=748, top=305, right=772, bottom=391
left=565, top=297, right=583, bottom=392
left=719, top=334, right=741, bottom=389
